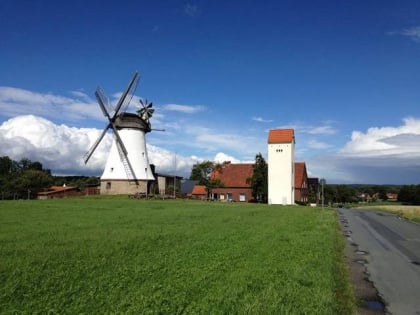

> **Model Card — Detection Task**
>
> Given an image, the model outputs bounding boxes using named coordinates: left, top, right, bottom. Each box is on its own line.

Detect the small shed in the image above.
left=191, top=185, right=207, bottom=200
left=37, top=185, right=81, bottom=199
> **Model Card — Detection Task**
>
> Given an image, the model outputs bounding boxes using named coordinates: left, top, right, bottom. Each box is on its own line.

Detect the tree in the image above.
left=189, top=161, right=216, bottom=185
left=398, top=185, right=420, bottom=205
left=0, top=156, right=16, bottom=176
left=0, top=156, right=53, bottom=199
left=247, top=153, right=268, bottom=202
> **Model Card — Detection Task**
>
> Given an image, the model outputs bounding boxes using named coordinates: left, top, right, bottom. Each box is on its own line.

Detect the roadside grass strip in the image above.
left=356, top=204, right=420, bottom=223
left=0, top=198, right=354, bottom=314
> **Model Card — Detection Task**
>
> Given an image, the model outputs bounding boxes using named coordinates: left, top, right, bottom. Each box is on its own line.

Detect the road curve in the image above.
left=338, top=208, right=420, bottom=315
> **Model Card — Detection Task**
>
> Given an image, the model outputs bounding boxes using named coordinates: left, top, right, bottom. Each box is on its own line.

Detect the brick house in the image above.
left=211, top=162, right=254, bottom=202
left=294, top=162, right=309, bottom=203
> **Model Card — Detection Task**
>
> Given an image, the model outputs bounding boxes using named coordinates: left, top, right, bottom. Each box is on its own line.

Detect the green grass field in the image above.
left=0, top=197, right=354, bottom=314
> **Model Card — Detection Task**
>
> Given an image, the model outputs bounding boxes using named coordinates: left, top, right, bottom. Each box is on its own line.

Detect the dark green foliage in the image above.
left=247, top=153, right=268, bottom=202
left=189, top=161, right=223, bottom=196
left=53, top=176, right=100, bottom=190
left=0, top=156, right=53, bottom=199
left=189, top=160, right=215, bottom=185
left=398, top=185, right=420, bottom=204
left=308, top=184, right=318, bottom=203
left=0, top=156, right=100, bottom=199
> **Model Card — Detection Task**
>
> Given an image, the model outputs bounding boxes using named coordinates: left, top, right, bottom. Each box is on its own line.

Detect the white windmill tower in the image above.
left=84, top=71, right=155, bottom=195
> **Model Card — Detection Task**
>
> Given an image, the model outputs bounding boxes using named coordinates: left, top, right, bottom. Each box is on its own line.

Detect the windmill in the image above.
left=84, top=71, right=155, bottom=195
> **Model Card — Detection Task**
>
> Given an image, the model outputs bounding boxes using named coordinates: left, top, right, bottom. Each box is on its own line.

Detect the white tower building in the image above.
left=267, top=129, right=295, bottom=205
left=100, top=113, right=155, bottom=195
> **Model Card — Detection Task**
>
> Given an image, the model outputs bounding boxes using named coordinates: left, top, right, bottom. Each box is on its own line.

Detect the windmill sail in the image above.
left=84, top=71, right=155, bottom=195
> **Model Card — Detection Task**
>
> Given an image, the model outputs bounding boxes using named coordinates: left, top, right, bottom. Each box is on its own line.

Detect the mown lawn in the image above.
left=0, top=197, right=354, bottom=314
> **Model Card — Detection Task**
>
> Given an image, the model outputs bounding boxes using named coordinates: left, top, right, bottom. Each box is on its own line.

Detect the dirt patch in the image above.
left=338, top=213, right=386, bottom=315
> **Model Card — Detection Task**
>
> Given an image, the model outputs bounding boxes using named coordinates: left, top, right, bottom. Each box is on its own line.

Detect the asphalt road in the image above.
left=338, top=208, right=420, bottom=315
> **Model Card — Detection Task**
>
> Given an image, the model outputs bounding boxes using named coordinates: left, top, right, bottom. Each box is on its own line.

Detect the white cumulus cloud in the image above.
left=0, top=87, right=102, bottom=122
left=308, top=117, right=420, bottom=184
left=163, top=104, right=206, bottom=114
left=0, top=115, right=203, bottom=178
left=340, top=117, right=420, bottom=157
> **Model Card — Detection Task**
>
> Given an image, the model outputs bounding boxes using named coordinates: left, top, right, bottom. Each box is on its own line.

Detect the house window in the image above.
left=239, top=194, right=246, bottom=202
left=106, top=182, right=111, bottom=189
left=227, top=193, right=233, bottom=201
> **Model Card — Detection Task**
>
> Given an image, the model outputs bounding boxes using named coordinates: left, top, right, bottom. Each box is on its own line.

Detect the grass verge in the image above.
left=354, top=204, right=420, bottom=223
left=0, top=197, right=354, bottom=314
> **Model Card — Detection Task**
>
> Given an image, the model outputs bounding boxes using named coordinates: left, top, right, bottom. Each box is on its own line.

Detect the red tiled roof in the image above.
left=191, top=185, right=207, bottom=195
left=267, top=129, right=294, bottom=143
left=294, top=162, right=307, bottom=189
left=211, top=163, right=253, bottom=188
left=37, top=186, right=78, bottom=196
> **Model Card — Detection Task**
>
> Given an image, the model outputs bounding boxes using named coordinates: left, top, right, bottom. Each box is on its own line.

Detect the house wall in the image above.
left=157, top=176, right=167, bottom=194
left=295, top=170, right=308, bottom=203
left=268, top=142, right=295, bottom=205
left=212, top=188, right=253, bottom=202
left=84, top=186, right=100, bottom=195
left=100, top=179, right=148, bottom=195
left=37, top=189, right=82, bottom=199
left=295, top=187, right=308, bottom=203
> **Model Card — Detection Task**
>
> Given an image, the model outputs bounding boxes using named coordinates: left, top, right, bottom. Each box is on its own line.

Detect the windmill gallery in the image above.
left=84, top=71, right=311, bottom=205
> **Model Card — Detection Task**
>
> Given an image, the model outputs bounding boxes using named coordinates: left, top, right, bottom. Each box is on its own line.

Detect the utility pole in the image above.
left=320, top=178, right=326, bottom=209
left=173, top=153, right=176, bottom=199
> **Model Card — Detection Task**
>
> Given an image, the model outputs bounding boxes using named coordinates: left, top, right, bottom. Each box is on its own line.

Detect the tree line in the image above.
left=0, top=156, right=99, bottom=200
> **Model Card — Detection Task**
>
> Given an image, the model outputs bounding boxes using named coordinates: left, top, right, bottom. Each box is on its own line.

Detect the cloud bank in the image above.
left=1, top=86, right=419, bottom=184
left=309, top=118, right=420, bottom=184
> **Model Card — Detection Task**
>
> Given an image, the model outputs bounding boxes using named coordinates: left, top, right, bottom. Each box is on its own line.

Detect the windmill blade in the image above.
left=112, top=127, right=128, bottom=156
left=84, top=124, right=111, bottom=164
left=95, top=90, right=113, bottom=120
left=113, top=71, right=140, bottom=118
left=95, top=86, right=114, bottom=117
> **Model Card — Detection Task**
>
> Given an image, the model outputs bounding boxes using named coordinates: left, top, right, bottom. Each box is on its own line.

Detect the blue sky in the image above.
left=1, top=0, right=420, bottom=184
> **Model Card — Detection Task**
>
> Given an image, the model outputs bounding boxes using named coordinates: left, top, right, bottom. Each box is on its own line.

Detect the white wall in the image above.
left=268, top=142, right=295, bottom=205
left=101, top=128, right=155, bottom=181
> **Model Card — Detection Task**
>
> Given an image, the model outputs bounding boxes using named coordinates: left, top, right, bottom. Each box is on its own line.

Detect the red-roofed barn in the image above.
left=211, top=162, right=254, bottom=202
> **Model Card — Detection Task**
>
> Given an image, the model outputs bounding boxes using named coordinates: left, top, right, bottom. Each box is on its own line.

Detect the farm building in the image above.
left=154, top=173, right=182, bottom=197
left=308, top=177, right=320, bottom=204
left=211, top=162, right=254, bottom=202
left=294, top=162, right=309, bottom=203
left=37, top=185, right=81, bottom=199
left=191, top=185, right=207, bottom=200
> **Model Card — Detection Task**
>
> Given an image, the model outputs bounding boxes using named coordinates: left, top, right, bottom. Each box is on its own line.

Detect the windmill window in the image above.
left=110, top=167, right=114, bottom=172
left=106, top=182, right=111, bottom=189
